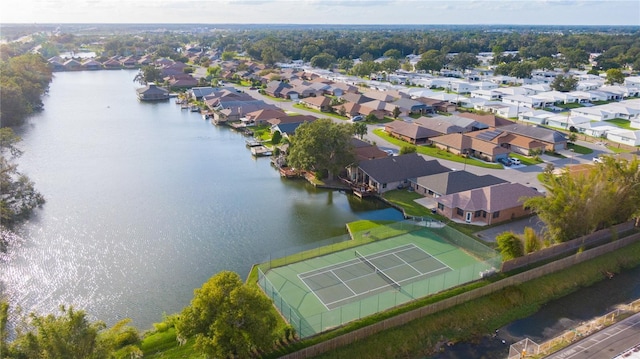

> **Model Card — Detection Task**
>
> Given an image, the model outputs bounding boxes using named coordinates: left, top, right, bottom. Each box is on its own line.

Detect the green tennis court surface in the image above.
left=298, top=244, right=451, bottom=310
left=258, top=225, right=499, bottom=338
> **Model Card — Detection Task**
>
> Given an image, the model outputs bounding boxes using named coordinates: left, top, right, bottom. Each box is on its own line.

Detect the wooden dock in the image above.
left=250, top=145, right=272, bottom=157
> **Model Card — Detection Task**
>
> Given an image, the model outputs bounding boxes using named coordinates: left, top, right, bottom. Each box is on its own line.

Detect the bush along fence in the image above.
left=501, top=221, right=637, bottom=273
left=277, top=230, right=640, bottom=359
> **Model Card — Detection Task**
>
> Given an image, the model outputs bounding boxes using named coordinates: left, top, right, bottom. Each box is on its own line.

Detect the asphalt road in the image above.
left=544, top=312, right=640, bottom=359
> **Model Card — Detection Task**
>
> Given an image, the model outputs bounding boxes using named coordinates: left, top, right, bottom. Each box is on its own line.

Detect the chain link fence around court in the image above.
left=259, top=220, right=427, bottom=272
left=257, top=222, right=501, bottom=338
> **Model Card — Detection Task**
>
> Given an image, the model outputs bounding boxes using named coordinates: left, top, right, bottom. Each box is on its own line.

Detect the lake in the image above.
left=0, top=69, right=403, bottom=329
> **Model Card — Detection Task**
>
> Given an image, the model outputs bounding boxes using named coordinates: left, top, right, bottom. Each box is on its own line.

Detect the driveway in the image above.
left=475, top=215, right=546, bottom=243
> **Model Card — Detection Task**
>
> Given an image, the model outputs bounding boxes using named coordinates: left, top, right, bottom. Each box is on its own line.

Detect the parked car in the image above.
left=350, top=115, right=364, bottom=122
left=593, top=156, right=603, bottom=163
left=510, top=158, right=521, bottom=165
left=498, top=158, right=511, bottom=167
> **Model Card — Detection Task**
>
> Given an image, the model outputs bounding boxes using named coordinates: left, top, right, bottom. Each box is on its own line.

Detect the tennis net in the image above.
left=355, top=250, right=401, bottom=290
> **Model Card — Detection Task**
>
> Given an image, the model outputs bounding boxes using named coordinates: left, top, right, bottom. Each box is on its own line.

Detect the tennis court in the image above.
left=258, top=225, right=499, bottom=338
left=298, top=244, right=451, bottom=309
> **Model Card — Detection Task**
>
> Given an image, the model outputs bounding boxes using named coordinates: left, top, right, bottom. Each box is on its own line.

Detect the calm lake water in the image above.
left=0, top=69, right=402, bottom=329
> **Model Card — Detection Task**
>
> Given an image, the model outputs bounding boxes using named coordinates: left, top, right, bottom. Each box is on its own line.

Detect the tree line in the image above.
left=0, top=51, right=53, bottom=127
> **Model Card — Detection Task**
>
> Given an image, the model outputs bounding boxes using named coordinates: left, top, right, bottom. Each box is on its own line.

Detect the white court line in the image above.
left=330, top=268, right=357, bottom=296
left=323, top=273, right=394, bottom=308
left=297, top=273, right=330, bottom=311
left=299, top=243, right=452, bottom=308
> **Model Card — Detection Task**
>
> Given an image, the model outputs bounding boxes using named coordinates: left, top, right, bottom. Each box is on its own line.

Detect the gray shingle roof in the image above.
left=497, top=124, right=567, bottom=144
left=358, top=153, right=451, bottom=184
left=414, top=171, right=507, bottom=196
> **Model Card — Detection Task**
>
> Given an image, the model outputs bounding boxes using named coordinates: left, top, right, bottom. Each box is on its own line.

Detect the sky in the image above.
left=1, top=0, right=639, bottom=26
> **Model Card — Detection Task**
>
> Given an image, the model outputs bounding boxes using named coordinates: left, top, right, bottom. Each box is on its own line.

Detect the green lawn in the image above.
left=555, top=103, right=584, bottom=110
left=381, top=189, right=435, bottom=217
left=373, top=129, right=503, bottom=169
left=508, top=153, right=545, bottom=166
left=292, top=104, right=348, bottom=120
left=606, top=118, right=634, bottom=130
left=567, top=143, right=594, bottom=155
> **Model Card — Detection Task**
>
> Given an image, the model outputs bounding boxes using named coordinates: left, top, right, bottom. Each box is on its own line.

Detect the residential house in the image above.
left=102, top=58, right=122, bottom=69
left=413, top=116, right=466, bottom=135
left=518, top=110, right=556, bottom=125
left=497, top=124, right=568, bottom=152
left=391, top=97, right=434, bottom=116
left=136, top=83, right=170, bottom=101
left=435, top=182, right=542, bottom=225
left=267, top=115, right=316, bottom=126
left=457, top=112, right=513, bottom=128
left=351, top=138, right=389, bottom=162
left=300, top=96, right=331, bottom=112
left=341, top=92, right=374, bottom=104
left=410, top=171, right=507, bottom=198
left=347, top=153, right=451, bottom=194
left=384, top=121, right=441, bottom=145
left=333, top=102, right=362, bottom=118
left=189, top=87, right=219, bottom=100
left=606, top=129, right=640, bottom=146
left=430, top=132, right=511, bottom=162
left=271, top=117, right=316, bottom=139
left=570, top=106, right=617, bottom=121
left=167, top=74, right=198, bottom=89
left=572, top=121, right=615, bottom=138
left=63, top=59, right=83, bottom=71
left=48, top=57, right=66, bottom=71
left=416, top=97, right=457, bottom=113
left=470, top=89, right=503, bottom=101
left=243, top=108, right=288, bottom=126
left=264, top=81, right=293, bottom=98
left=502, top=95, right=543, bottom=109
left=82, top=59, right=102, bottom=70
left=546, top=114, right=591, bottom=130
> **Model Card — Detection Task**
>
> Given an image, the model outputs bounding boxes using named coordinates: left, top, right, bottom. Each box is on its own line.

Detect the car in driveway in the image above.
left=498, top=158, right=511, bottom=167
left=510, top=158, right=521, bottom=165
left=350, top=115, right=364, bottom=122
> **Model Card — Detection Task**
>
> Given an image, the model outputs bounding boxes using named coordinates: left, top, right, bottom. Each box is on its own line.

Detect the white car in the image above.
left=510, top=158, right=521, bottom=165
left=593, top=157, right=603, bottom=164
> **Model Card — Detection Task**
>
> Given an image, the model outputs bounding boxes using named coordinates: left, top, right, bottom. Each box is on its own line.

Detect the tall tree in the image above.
left=352, top=122, right=367, bottom=140
left=449, top=52, right=478, bottom=71
left=287, top=118, right=356, bottom=179
left=175, top=271, right=277, bottom=358
left=1, top=128, right=45, bottom=228
left=310, top=53, right=336, bottom=69
left=550, top=74, right=578, bottom=92
left=605, top=68, right=625, bottom=85
left=133, top=65, right=162, bottom=85
left=525, top=157, right=640, bottom=243
left=10, top=306, right=107, bottom=359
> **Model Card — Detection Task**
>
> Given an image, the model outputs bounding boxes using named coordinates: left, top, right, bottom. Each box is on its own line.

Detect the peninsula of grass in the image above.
left=373, top=129, right=503, bottom=169
left=381, top=189, right=435, bottom=217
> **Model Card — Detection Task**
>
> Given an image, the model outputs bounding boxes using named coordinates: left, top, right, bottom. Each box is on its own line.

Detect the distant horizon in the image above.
left=1, top=1, right=639, bottom=27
